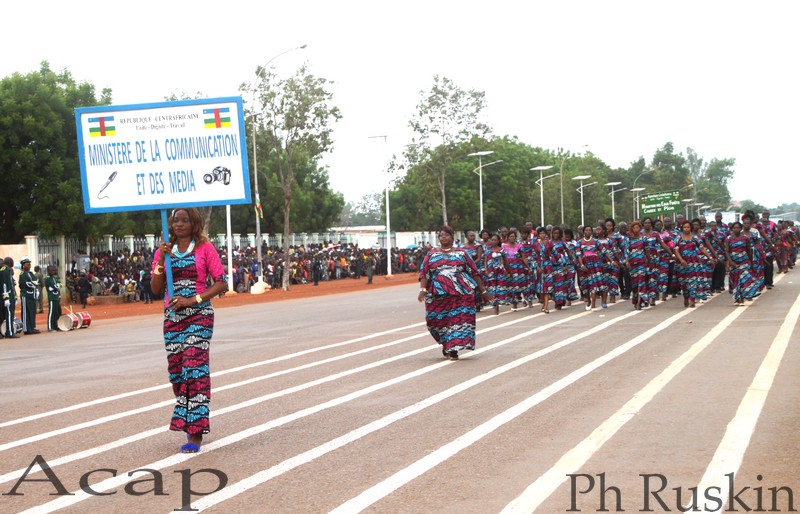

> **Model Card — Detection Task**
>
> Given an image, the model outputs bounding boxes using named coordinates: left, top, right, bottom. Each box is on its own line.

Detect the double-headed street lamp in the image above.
left=605, top=182, right=627, bottom=220
left=468, top=151, right=502, bottom=231
left=251, top=43, right=307, bottom=282
left=694, top=201, right=705, bottom=217
left=572, top=175, right=596, bottom=227
left=531, top=165, right=559, bottom=227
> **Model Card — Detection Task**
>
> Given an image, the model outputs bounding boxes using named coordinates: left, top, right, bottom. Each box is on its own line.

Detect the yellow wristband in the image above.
left=195, top=294, right=203, bottom=304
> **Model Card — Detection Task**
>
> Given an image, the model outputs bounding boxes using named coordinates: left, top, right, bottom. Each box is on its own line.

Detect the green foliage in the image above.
left=0, top=62, right=110, bottom=242
left=390, top=139, right=736, bottom=232
left=246, top=63, right=341, bottom=289
left=406, top=75, right=490, bottom=225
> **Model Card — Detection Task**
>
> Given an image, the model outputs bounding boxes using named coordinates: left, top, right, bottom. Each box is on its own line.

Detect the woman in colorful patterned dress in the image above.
left=622, top=220, right=651, bottom=310
left=725, top=221, right=760, bottom=305
left=563, top=228, right=580, bottom=306
left=692, top=218, right=715, bottom=301
left=518, top=226, right=537, bottom=308
left=483, top=233, right=512, bottom=315
left=576, top=225, right=609, bottom=311
left=741, top=214, right=768, bottom=292
left=151, top=208, right=228, bottom=453
left=550, top=227, right=575, bottom=311
left=462, top=229, right=485, bottom=310
left=605, top=219, right=623, bottom=303
left=673, top=219, right=716, bottom=308
left=532, top=227, right=556, bottom=313
left=654, top=219, right=677, bottom=301
left=642, top=217, right=673, bottom=306
left=597, top=225, right=621, bottom=307
left=418, top=225, right=492, bottom=360
left=502, top=228, right=532, bottom=310
left=777, top=220, right=798, bottom=273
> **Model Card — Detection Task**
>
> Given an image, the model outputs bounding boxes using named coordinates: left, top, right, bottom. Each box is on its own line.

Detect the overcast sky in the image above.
left=3, top=1, right=798, bottom=212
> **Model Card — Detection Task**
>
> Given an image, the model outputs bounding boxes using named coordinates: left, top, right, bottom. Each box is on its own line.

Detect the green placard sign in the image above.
left=640, top=191, right=681, bottom=216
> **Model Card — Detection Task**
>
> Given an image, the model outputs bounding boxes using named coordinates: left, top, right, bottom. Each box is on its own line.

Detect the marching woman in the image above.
left=563, top=228, right=580, bottom=306
left=605, top=219, right=624, bottom=303
left=777, top=220, right=798, bottom=273
left=741, top=214, right=769, bottom=292
left=532, top=227, right=556, bottom=313
left=673, top=219, right=716, bottom=308
left=518, top=226, right=537, bottom=308
left=418, top=225, right=491, bottom=360
left=597, top=225, right=622, bottom=305
left=693, top=218, right=715, bottom=301
left=484, top=233, right=512, bottom=315
left=576, top=225, right=608, bottom=311
left=622, top=220, right=651, bottom=310
left=462, top=229, right=485, bottom=310
left=642, top=217, right=673, bottom=306
left=502, top=228, right=532, bottom=310
left=707, top=219, right=729, bottom=293
left=550, top=226, right=576, bottom=310
left=725, top=221, right=760, bottom=305
left=151, top=208, right=228, bottom=453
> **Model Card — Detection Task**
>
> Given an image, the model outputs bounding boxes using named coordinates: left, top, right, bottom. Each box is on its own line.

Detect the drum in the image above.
left=57, top=311, right=92, bottom=331
left=77, top=311, right=92, bottom=329
left=0, top=318, right=23, bottom=336
left=57, top=313, right=81, bottom=331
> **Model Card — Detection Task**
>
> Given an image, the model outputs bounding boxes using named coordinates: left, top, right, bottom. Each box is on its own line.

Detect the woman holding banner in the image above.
left=151, top=208, right=227, bottom=453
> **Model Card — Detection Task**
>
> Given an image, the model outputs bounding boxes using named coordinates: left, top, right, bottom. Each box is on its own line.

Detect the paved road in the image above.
left=1, top=272, right=798, bottom=513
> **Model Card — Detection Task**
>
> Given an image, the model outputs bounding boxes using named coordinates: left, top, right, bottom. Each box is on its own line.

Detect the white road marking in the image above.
left=328, top=308, right=693, bottom=514
left=0, top=321, right=426, bottom=429
left=0, top=309, right=546, bottom=482
left=499, top=292, right=768, bottom=513
left=21, top=309, right=597, bottom=513
left=193, top=310, right=650, bottom=512
left=693, top=286, right=800, bottom=512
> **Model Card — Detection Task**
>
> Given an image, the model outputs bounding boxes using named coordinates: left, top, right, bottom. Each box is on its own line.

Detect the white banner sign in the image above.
left=75, top=97, right=251, bottom=214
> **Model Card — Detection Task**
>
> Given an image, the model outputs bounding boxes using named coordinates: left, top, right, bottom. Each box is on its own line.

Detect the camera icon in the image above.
left=203, top=166, right=231, bottom=185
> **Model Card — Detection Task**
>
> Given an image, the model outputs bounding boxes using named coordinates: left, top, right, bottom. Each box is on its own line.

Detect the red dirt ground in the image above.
left=56, top=273, right=419, bottom=322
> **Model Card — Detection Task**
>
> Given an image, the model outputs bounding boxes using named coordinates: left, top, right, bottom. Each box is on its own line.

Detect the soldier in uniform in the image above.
left=1, top=257, right=19, bottom=338
left=19, top=256, right=41, bottom=334
left=45, top=265, right=62, bottom=332
left=34, top=265, right=46, bottom=313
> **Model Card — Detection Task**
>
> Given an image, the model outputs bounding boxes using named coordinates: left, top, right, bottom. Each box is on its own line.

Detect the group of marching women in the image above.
left=418, top=212, right=798, bottom=360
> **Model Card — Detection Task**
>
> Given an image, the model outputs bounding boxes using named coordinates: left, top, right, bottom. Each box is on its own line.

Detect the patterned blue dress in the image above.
left=419, top=248, right=481, bottom=352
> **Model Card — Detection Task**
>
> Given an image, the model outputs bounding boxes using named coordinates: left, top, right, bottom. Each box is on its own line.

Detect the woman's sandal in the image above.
left=180, top=434, right=202, bottom=453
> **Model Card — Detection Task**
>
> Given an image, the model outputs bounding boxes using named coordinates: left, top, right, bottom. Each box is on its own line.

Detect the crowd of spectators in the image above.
left=61, top=242, right=430, bottom=303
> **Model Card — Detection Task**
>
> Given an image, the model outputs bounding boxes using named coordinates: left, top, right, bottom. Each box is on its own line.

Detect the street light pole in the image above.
left=605, top=182, right=626, bottom=220
left=468, top=151, right=497, bottom=231
left=681, top=198, right=694, bottom=219
left=531, top=165, right=557, bottom=227
left=572, top=175, right=595, bottom=227
left=369, top=135, right=392, bottom=277
left=630, top=187, right=646, bottom=219
left=251, top=43, right=307, bottom=282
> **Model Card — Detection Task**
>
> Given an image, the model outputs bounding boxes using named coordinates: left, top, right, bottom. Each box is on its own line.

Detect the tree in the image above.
left=0, top=62, right=112, bottom=242
left=406, top=76, right=490, bottom=225
left=248, top=64, right=341, bottom=290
